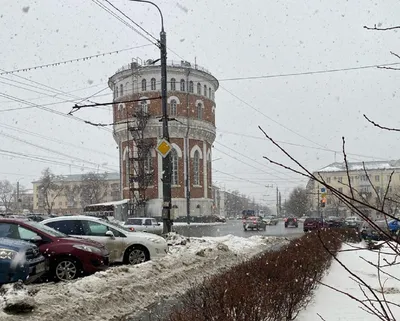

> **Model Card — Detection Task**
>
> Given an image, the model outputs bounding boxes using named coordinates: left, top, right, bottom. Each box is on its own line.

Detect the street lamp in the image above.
left=129, top=0, right=171, bottom=233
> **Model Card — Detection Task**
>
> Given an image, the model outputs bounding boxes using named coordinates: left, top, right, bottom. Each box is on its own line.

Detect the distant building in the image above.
left=19, top=189, right=34, bottom=213
left=32, top=172, right=120, bottom=214
left=309, top=160, right=400, bottom=219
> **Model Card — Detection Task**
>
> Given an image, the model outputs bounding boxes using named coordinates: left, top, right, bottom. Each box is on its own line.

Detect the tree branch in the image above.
left=364, top=114, right=400, bottom=132
left=364, top=25, right=400, bottom=31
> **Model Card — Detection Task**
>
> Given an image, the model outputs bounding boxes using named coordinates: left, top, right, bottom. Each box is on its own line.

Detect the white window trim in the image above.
left=190, top=145, right=203, bottom=159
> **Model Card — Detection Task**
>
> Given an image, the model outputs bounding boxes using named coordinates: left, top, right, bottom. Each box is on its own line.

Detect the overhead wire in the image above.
left=90, top=0, right=158, bottom=46
left=0, top=44, right=152, bottom=76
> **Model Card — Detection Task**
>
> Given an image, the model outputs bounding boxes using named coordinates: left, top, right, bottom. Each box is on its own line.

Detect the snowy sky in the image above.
left=1, top=0, right=400, bottom=206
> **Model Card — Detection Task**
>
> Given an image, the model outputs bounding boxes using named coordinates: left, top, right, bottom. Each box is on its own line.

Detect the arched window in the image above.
left=189, top=81, right=194, bottom=93
left=144, top=152, right=153, bottom=174
left=171, top=149, right=178, bottom=185
left=180, top=79, right=185, bottom=91
left=203, top=85, right=207, bottom=97
left=151, top=78, right=156, bottom=90
left=197, top=103, right=203, bottom=119
left=141, top=79, right=147, bottom=91
left=171, top=78, right=176, bottom=91
left=209, top=88, right=211, bottom=99
left=140, top=100, right=148, bottom=113
left=120, top=84, right=124, bottom=96
left=193, top=150, right=200, bottom=185
left=115, top=85, right=119, bottom=98
left=170, top=99, right=177, bottom=116
left=197, top=83, right=201, bottom=95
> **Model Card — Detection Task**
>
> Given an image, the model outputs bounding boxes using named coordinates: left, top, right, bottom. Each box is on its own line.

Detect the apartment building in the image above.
left=308, top=160, right=400, bottom=219
left=32, top=172, right=120, bottom=214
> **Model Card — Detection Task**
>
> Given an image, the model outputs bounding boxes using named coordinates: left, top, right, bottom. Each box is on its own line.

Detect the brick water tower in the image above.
left=108, top=59, right=219, bottom=217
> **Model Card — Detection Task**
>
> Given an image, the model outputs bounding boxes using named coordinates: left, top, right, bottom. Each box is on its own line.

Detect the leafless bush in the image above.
left=166, top=230, right=346, bottom=321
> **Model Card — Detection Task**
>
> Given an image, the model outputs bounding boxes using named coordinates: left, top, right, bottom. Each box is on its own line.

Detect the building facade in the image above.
left=308, top=160, right=400, bottom=219
left=33, top=172, right=120, bottom=214
left=108, top=59, right=219, bottom=217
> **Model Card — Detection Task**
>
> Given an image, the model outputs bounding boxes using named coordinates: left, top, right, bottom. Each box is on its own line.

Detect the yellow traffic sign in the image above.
left=156, top=139, right=172, bottom=158
left=321, top=193, right=327, bottom=198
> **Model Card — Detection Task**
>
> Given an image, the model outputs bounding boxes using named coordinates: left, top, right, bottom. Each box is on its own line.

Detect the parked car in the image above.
left=123, top=217, right=163, bottom=235
left=360, top=220, right=391, bottom=241
left=27, top=214, right=51, bottom=222
left=42, top=216, right=168, bottom=265
left=243, top=216, right=266, bottom=231
left=284, top=217, right=298, bottom=228
left=262, top=216, right=279, bottom=225
left=0, top=218, right=109, bottom=281
left=0, top=237, right=48, bottom=285
left=388, top=219, right=400, bottom=235
left=344, top=216, right=362, bottom=229
left=303, top=217, right=325, bottom=232
left=325, top=216, right=344, bottom=228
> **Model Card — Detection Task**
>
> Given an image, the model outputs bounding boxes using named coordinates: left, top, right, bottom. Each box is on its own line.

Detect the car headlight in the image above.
left=147, top=237, right=163, bottom=244
left=0, top=248, right=17, bottom=260
left=73, top=244, right=102, bottom=254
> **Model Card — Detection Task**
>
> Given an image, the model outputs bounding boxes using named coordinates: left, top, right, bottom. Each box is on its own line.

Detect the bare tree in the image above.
left=0, top=180, right=15, bottom=213
left=63, top=184, right=81, bottom=210
left=286, top=186, right=310, bottom=217
left=79, top=172, right=108, bottom=208
left=38, top=168, right=64, bottom=215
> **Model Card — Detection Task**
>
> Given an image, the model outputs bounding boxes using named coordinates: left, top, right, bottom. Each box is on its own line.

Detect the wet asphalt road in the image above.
left=171, top=219, right=304, bottom=238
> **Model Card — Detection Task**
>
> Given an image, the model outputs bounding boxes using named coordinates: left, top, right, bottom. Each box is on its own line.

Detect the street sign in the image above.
left=156, top=139, right=172, bottom=158
left=321, top=187, right=326, bottom=193
left=321, top=193, right=327, bottom=198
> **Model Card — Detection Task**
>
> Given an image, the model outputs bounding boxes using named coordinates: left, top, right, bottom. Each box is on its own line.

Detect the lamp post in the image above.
left=129, top=0, right=171, bottom=233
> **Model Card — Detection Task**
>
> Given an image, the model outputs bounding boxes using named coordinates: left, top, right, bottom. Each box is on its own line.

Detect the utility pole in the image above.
left=276, top=186, right=279, bottom=216
left=16, top=181, right=20, bottom=214
left=317, top=185, right=320, bottom=217
left=159, top=16, right=172, bottom=234
left=185, top=69, right=191, bottom=225
left=130, top=0, right=171, bottom=233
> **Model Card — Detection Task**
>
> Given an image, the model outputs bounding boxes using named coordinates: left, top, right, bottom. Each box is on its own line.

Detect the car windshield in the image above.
left=27, top=221, right=67, bottom=237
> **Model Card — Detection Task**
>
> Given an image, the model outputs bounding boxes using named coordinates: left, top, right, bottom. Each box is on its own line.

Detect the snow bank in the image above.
left=298, top=241, right=400, bottom=320
left=0, top=234, right=288, bottom=321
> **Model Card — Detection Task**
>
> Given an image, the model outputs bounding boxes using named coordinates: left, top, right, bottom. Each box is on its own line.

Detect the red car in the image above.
left=0, top=219, right=109, bottom=281
left=303, top=217, right=325, bottom=232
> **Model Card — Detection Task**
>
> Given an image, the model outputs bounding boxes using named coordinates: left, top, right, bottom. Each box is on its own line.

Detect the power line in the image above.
left=213, top=168, right=266, bottom=187
left=0, top=149, right=114, bottom=172
left=217, top=129, right=388, bottom=161
left=104, top=0, right=159, bottom=43
left=0, top=122, right=116, bottom=160
left=0, top=92, right=112, bottom=133
left=217, top=61, right=400, bottom=82
left=0, top=44, right=152, bottom=76
left=0, top=131, right=118, bottom=172
left=91, top=0, right=158, bottom=46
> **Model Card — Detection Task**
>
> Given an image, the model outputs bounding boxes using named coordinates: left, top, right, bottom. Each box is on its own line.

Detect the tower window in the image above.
left=180, top=79, right=185, bottom=92
left=197, top=103, right=203, bottom=119
left=171, top=78, right=176, bottom=91
left=170, top=99, right=177, bottom=116
left=203, top=85, right=207, bottom=97
left=171, top=149, right=179, bottom=185
left=151, top=78, right=156, bottom=90
left=193, top=150, right=200, bottom=185
left=197, top=83, right=201, bottom=95
left=141, top=79, right=147, bottom=91
left=189, top=81, right=194, bottom=93
left=120, top=84, right=124, bottom=96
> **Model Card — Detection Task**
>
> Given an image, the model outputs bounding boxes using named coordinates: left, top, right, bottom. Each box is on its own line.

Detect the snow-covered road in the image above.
left=0, top=234, right=289, bottom=321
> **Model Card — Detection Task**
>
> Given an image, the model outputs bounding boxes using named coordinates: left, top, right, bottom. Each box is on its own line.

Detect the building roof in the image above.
left=33, top=172, right=119, bottom=184
left=317, top=160, right=400, bottom=173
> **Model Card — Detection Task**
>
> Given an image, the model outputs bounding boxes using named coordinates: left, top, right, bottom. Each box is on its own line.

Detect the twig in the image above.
left=364, top=114, right=400, bottom=132
left=317, top=313, right=327, bottom=321
left=343, top=137, right=355, bottom=200
left=363, top=25, right=400, bottom=31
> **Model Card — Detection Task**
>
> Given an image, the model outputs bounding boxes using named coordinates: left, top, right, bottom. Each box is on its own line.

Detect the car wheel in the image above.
left=53, top=257, right=80, bottom=281
left=124, top=246, right=149, bottom=265
left=243, top=228, right=247, bottom=231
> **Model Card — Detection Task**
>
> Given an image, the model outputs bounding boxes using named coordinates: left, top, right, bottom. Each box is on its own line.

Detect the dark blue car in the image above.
left=388, top=219, right=400, bottom=234
left=0, top=237, right=47, bottom=285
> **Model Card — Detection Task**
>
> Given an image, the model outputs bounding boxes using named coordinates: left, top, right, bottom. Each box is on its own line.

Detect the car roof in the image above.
left=42, top=215, right=102, bottom=223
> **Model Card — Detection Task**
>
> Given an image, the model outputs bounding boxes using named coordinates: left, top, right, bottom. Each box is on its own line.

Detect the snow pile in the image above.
left=0, top=282, right=35, bottom=315
left=0, top=234, right=288, bottom=321
left=298, top=241, right=400, bottom=320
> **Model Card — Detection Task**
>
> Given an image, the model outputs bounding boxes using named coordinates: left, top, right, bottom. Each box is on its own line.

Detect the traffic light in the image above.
left=321, top=197, right=326, bottom=208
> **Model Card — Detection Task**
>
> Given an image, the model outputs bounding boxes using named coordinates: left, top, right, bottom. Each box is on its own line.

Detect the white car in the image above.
left=123, top=217, right=163, bottom=235
left=41, top=216, right=168, bottom=265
